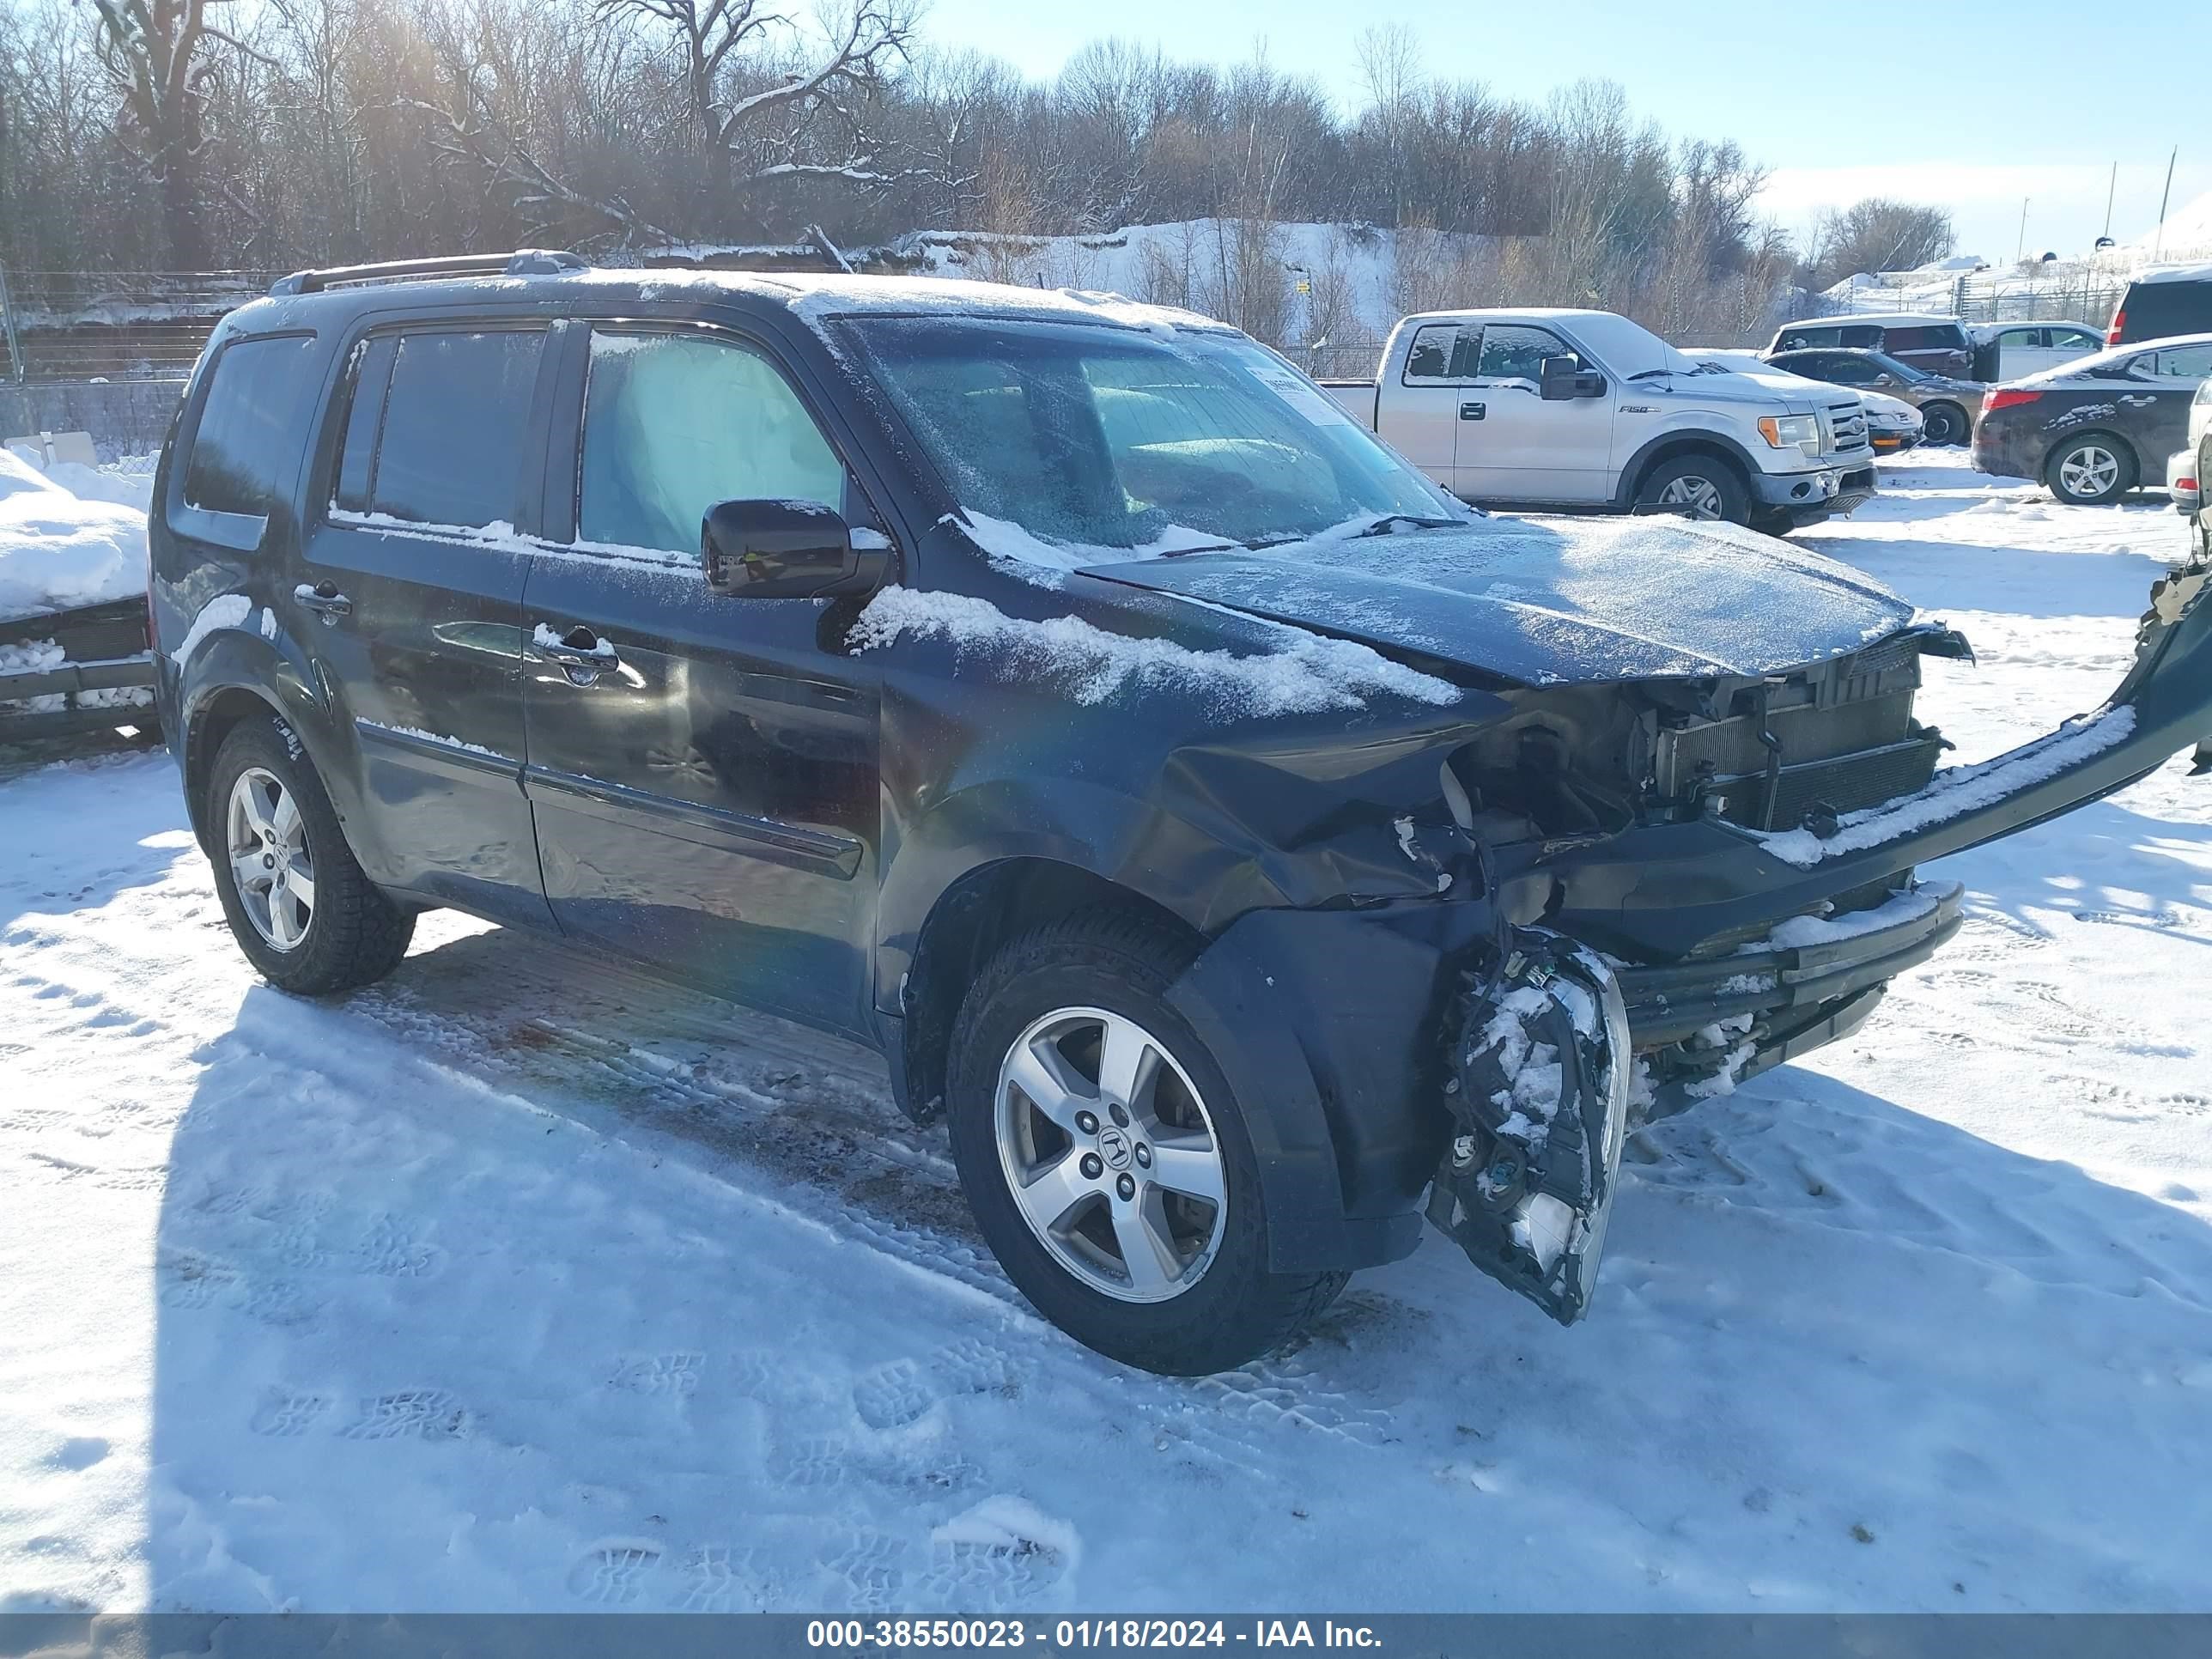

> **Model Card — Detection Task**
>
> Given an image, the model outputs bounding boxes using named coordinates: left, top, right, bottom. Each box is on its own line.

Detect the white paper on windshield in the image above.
left=1247, top=363, right=1355, bottom=427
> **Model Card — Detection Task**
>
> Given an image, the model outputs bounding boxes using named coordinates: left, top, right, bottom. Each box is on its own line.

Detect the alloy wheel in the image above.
left=1653, top=475, right=1724, bottom=520
left=226, top=767, right=316, bottom=951
left=994, top=1005, right=1228, bottom=1304
left=2057, top=445, right=2121, bottom=501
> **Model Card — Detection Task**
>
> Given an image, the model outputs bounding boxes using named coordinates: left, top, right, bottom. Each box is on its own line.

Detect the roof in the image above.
left=240, top=255, right=1221, bottom=337
left=1774, top=313, right=1967, bottom=332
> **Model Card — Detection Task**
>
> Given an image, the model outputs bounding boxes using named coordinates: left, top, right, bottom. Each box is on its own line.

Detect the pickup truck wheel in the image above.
left=1635, top=454, right=1750, bottom=525
left=947, top=910, right=1347, bottom=1375
left=207, top=717, right=414, bottom=995
left=2045, top=435, right=2136, bottom=506
left=1919, top=401, right=1969, bottom=446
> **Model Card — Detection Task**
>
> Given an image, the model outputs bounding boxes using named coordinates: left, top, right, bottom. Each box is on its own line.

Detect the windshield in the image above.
left=1867, top=351, right=1930, bottom=382
left=850, top=316, right=1465, bottom=553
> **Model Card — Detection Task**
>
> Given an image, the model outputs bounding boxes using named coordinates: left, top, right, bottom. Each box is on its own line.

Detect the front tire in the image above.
left=1635, top=453, right=1751, bottom=526
left=946, top=910, right=1346, bottom=1375
left=2045, top=434, right=2136, bottom=506
left=206, top=716, right=414, bottom=994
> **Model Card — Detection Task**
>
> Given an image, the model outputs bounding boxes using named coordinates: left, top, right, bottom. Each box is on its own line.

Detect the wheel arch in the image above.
left=1613, top=432, right=1755, bottom=510
left=178, top=641, right=355, bottom=861
left=895, top=854, right=1204, bottom=1126
left=2044, top=428, right=2140, bottom=496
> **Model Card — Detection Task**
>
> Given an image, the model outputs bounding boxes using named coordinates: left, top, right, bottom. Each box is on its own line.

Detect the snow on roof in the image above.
left=1778, top=312, right=1965, bottom=331
left=780, top=274, right=1219, bottom=333
left=2129, top=261, right=2212, bottom=287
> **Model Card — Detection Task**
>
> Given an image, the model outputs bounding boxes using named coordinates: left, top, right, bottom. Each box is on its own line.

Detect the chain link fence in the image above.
left=0, top=268, right=275, bottom=383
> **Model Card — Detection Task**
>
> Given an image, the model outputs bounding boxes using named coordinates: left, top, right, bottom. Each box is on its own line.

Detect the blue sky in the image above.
left=918, top=0, right=2204, bottom=261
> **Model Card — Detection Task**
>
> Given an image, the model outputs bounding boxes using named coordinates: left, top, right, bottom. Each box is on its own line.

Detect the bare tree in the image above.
left=1807, top=197, right=1954, bottom=288
left=83, top=0, right=270, bottom=264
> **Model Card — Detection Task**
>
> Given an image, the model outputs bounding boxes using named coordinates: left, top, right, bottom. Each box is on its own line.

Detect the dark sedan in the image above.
left=1765, top=347, right=1985, bottom=446
left=1972, top=333, right=2212, bottom=504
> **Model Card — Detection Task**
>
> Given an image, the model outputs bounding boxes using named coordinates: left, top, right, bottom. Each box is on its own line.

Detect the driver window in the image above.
left=1824, top=356, right=1878, bottom=385
left=1476, top=324, right=1575, bottom=382
left=579, top=330, right=848, bottom=556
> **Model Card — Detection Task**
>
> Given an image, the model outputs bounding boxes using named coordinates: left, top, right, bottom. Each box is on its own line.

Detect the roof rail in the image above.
left=268, top=249, right=587, bottom=297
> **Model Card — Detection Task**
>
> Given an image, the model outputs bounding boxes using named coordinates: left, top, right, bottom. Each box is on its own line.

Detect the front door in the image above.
left=520, top=325, right=883, bottom=1037
left=1455, top=323, right=1615, bottom=504
left=289, top=323, right=556, bottom=927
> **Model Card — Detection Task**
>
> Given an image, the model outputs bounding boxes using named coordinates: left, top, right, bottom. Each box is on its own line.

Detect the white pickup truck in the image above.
left=1322, top=307, right=1878, bottom=532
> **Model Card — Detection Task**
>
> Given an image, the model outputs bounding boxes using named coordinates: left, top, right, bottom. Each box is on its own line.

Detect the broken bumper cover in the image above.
left=1753, top=460, right=1878, bottom=522
left=1618, top=879, right=1965, bottom=1112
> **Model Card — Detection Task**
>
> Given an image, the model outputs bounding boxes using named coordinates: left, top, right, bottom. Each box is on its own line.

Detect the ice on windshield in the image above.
left=848, top=317, right=1467, bottom=569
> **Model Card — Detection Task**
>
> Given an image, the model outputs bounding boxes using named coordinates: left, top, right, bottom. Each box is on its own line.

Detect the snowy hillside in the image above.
left=3, top=452, right=2209, bottom=1613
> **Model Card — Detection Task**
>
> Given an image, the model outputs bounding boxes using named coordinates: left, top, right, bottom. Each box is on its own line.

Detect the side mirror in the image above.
left=702, top=499, right=890, bottom=599
left=1540, top=356, right=1607, bottom=401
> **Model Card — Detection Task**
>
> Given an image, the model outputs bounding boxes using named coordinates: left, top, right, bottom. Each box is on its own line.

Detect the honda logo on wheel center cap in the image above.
left=1097, top=1127, right=1133, bottom=1171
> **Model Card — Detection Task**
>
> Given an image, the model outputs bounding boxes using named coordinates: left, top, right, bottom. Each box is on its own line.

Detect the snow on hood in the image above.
left=1080, top=516, right=1915, bottom=687
left=0, top=447, right=150, bottom=620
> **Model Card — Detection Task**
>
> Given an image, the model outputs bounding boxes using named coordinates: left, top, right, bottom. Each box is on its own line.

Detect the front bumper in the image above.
left=1754, top=458, right=1879, bottom=522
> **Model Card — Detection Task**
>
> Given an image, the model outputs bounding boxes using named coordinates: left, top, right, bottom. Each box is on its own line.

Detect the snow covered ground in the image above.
left=2, top=452, right=2209, bottom=1614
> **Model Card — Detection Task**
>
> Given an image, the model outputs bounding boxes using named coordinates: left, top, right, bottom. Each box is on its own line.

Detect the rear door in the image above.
left=287, top=321, right=555, bottom=926
left=1387, top=322, right=1478, bottom=496
left=2118, top=342, right=2212, bottom=458
left=1455, top=322, right=1613, bottom=504
left=519, top=323, right=884, bottom=1038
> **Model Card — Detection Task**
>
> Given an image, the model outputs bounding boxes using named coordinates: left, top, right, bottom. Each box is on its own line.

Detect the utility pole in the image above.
left=2015, top=198, right=2029, bottom=264
left=2101, top=162, right=2117, bottom=243
left=2153, top=147, right=2178, bottom=260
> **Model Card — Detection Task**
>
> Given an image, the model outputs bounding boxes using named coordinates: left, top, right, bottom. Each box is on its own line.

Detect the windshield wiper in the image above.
left=1352, top=514, right=1463, bottom=538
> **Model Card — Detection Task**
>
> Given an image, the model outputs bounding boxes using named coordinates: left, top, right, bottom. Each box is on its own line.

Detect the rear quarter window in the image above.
left=180, top=334, right=323, bottom=520
left=2119, top=280, right=2212, bottom=343
left=1878, top=325, right=1962, bottom=351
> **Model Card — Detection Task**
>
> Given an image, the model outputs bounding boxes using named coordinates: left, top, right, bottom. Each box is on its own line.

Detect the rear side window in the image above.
left=1402, top=324, right=1476, bottom=381
left=1884, top=324, right=1966, bottom=352
left=182, top=335, right=322, bottom=519
left=2143, top=343, right=2212, bottom=380
left=367, top=330, right=545, bottom=529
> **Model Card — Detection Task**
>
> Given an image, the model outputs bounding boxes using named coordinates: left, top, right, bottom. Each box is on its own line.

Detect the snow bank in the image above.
left=0, top=448, right=151, bottom=620
left=848, top=585, right=1458, bottom=716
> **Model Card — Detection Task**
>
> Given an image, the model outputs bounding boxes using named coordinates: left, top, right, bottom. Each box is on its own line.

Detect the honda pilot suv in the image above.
left=152, top=253, right=2212, bottom=1376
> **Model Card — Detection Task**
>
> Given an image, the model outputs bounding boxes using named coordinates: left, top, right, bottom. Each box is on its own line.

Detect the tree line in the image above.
left=0, top=2, right=1952, bottom=346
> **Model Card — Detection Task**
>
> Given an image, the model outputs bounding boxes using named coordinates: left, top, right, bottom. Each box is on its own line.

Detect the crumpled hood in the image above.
left=1083, top=516, right=1916, bottom=687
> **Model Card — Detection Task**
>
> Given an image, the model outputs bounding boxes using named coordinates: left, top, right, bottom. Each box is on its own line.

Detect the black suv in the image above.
left=152, top=252, right=2212, bottom=1375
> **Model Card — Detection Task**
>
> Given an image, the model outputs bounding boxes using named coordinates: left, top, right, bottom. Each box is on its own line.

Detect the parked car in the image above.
left=1767, top=313, right=1973, bottom=378
left=1322, top=309, right=1875, bottom=533
left=152, top=254, right=2212, bottom=1374
left=2171, top=377, right=2212, bottom=557
left=1762, top=347, right=1986, bottom=447
left=1972, top=333, right=2212, bottom=505
left=1860, top=388, right=1924, bottom=453
left=1683, top=348, right=1922, bottom=452
left=1967, top=320, right=2105, bottom=381
left=2107, top=264, right=2212, bottom=345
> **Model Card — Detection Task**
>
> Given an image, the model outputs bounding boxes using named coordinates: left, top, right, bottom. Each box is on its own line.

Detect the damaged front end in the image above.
left=1412, top=544, right=2211, bottom=1325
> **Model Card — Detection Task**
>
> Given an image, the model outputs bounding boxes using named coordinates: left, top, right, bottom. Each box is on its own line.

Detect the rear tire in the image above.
left=1919, top=401, right=1969, bottom=447
left=946, top=909, right=1346, bottom=1375
left=1634, top=453, right=1752, bottom=526
left=2045, top=434, right=2136, bottom=506
left=206, top=716, right=414, bottom=995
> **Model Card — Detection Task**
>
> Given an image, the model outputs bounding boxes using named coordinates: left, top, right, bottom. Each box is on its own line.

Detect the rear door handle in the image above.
left=295, top=581, right=352, bottom=623
left=1459, top=401, right=1486, bottom=421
